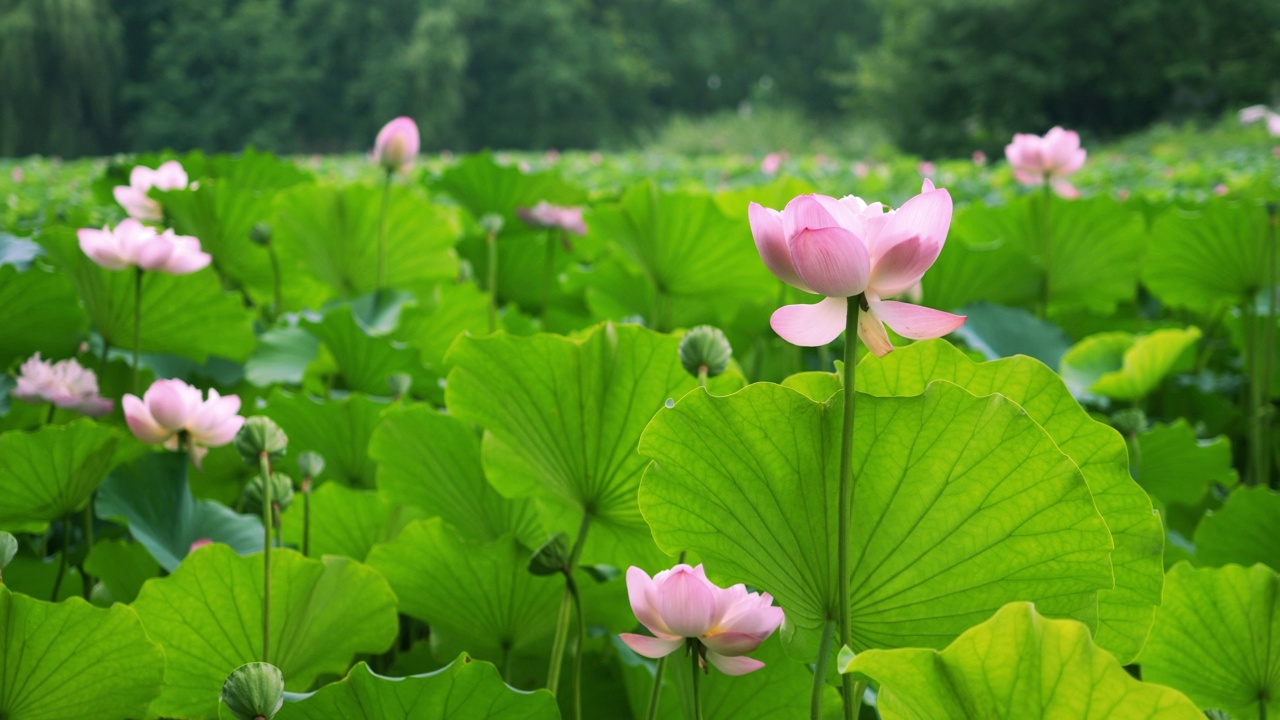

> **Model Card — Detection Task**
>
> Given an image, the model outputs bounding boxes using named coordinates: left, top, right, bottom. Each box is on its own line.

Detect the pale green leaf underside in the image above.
left=1143, top=201, right=1273, bottom=312
left=0, top=263, right=87, bottom=367
left=0, top=420, right=119, bottom=533
left=1060, top=327, right=1200, bottom=400
left=275, top=656, right=559, bottom=720
left=639, top=379, right=1114, bottom=656
left=857, top=340, right=1163, bottom=663
left=131, top=544, right=399, bottom=719
left=1141, top=563, right=1280, bottom=719
left=1137, top=420, right=1238, bottom=507
left=1193, top=487, right=1280, bottom=572
left=278, top=483, right=400, bottom=561
left=0, top=586, right=165, bottom=720
left=366, top=518, right=561, bottom=661
left=843, top=602, right=1201, bottom=720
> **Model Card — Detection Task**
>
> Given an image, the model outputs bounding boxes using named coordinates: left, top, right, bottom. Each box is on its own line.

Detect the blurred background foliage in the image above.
left=0, top=0, right=1277, bottom=158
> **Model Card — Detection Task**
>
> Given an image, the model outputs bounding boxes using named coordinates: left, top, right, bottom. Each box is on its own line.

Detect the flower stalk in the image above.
left=259, top=449, right=273, bottom=664
left=375, top=168, right=393, bottom=306
left=835, top=296, right=862, bottom=720
left=132, top=267, right=143, bottom=393
left=689, top=639, right=704, bottom=720
left=546, top=511, right=591, bottom=700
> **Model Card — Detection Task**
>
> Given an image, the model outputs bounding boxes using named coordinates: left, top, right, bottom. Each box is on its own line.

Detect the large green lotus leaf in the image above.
left=272, top=184, right=460, bottom=306
left=370, top=405, right=541, bottom=546
left=433, top=151, right=587, bottom=229
left=0, top=420, right=120, bottom=533
left=713, top=176, right=817, bottom=219
left=83, top=538, right=160, bottom=605
left=301, top=305, right=416, bottom=395
left=1137, top=419, right=1238, bottom=507
left=1193, top=487, right=1280, bottom=571
left=243, top=326, right=320, bottom=388
left=274, top=656, right=559, bottom=720
left=1142, top=563, right=1280, bottom=719
left=1144, top=201, right=1273, bottom=312
left=0, top=586, right=166, bottom=720
left=262, top=390, right=387, bottom=488
left=1059, top=327, right=1200, bottom=401
left=857, top=339, right=1163, bottom=663
left=0, top=263, right=87, bottom=367
left=639, top=380, right=1114, bottom=658
left=40, top=227, right=257, bottom=362
left=132, top=544, right=399, bottom=719
left=842, top=602, right=1201, bottom=720
left=620, top=635, right=815, bottom=720
left=585, top=181, right=773, bottom=328
left=925, top=197, right=1144, bottom=314
left=394, top=282, right=492, bottom=370
left=366, top=518, right=561, bottom=663
left=278, top=483, right=401, bottom=561
left=95, top=452, right=264, bottom=572
left=446, top=323, right=743, bottom=566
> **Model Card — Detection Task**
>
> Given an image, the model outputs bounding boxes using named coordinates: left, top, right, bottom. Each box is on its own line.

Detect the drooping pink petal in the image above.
left=123, top=394, right=173, bottom=444
left=189, top=444, right=210, bottom=471
left=789, top=226, right=869, bottom=298
left=771, top=296, right=848, bottom=347
left=705, top=651, right=765, bottom=676
left=701, top=631, right=767, bottom=656
left=870, top=299, right=966, bottom=340
left=1051, top=178, right=1081, bottom=199
left=619, top=633, right=683, bottom=659
left=856, top=306, right=895, bottom=357
left=655, top=566, right=718, bottom=637
left=749, top=202, right=808, bottom=291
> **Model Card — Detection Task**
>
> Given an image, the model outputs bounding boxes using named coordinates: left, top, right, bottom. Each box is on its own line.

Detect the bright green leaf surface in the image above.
left=263, top=390, right=387, bottom=488
left=1060, top=328, right=1200, bottom=400
left=244, top=326, right=320, bottom=388
left=1142, top=563, right=1280, bottom=719
left=858, top=340, right=1163, bottom=663
left=1144, top=201, right=1273, bottom=312
left=639, top=380, right=1113, bottom=656
left=843, top=602, right=1201, bottom=720
left=84, top=539, right=160, bottom=605
left=447, top=323, right=742, bottom=566
left=275, top=656, right=559, bottom=720
left=95, top=452, right=263, bottom=571
left=0, top=586, right=166, bottom=720
left=132, top=544, right=398, bottom=719
left=370, top=405, right=540, bottom=545
left=41, top=227, right=257, bottom=362
left=0, top=263, right=87, bottom=367
left=0, top=420, right=119, bottom=533
left=366, top=518, right=561, bottom=662
left=434, top=151, right=586, bottom=228
left=302, top=305, right=416, bottom=395
left=272, top=184, right=459, bottom=306
left=1193, top=487, right=1280, bottom=571
left=1137, top=420, right=1238, bottom=507
left=279, top=483, right=399, bottom=561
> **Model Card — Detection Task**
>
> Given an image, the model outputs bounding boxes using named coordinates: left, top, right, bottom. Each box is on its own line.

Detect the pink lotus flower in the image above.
left=189, top=538, right=213, bottom=553
left=123, top=379, right=244, bottom=468
left=749, top=180, right=966, bottom=355
left=113, top=160, right=189, bottom=222
left=1005, top=127, right=1087, bottom=198
left=760, top=153, right=784, bottom=176
left=517, top=201, right=588, bottom=236
left=77, top=219, right=211, bottom=274
left=972, top=150, right=987, bottom=166
left=619, top=564, right=783, bottom=676
left=13, top=353, right=114, bottom=417
left=1214, top=184, right=1230, bottom=196
left=1240, top=105, right=1271, bottom=124
left=918, top=161, right=936, bottom=177
left=373, top=117, right=420, bottom=171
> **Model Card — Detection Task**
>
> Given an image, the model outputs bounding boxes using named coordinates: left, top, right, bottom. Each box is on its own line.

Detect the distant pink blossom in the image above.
left=852, top=162, right=870, bottom=179
left=13, top=353, right=113, bottom=417
left=10, top=167, right=23, bottom=183
left=372, top=117, right=420, bottom=171
left=189, top=538, right=213, bottom=553
left=761, top=152, right=785, bottom=176
left=749, top=179, right=965, bottom=355
left=1214, top=184, right=1230, bottom=196
left=544, top=149, right=561, bottom=163
left=619, top=564, right=783, bottom=676
left=589, top=152, right=603, bottom=165
left=123, top=379, right=244, bottom=469
left=113, top=160, right=189, bottom=222
left=972, top=150, right=987, bottom=166
left=1117, top=188, right=1131, bottom=201
left=918, top=161, right=936, bottom=177
left=77, top=219, right=210, bottom=274
left=1240, top=105, right=1271, bottom=124
left=517, top=201, right=588, bottom=236
left=1005, top=127, right=1086, bottom=199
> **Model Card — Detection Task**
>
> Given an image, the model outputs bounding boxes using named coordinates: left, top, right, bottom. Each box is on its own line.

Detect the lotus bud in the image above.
left=680, top=326, right=732, bottom=379
left=388, top=373, right=412, bottom=398
left=250, top=223, right=273, bottom=246
left=479, top=213, right=505, bottom=236
left=528, top=533, right=570, bottom=576
left=372, top=117, right=420, bottom=172
left=242, top=472, right=295, bottom=516
left=236, top=417, right=289, bottom=464
left=220, top=662, right=285, bottom=720
left=297, top=451, right=325, bottom=479
left=1111, top=408, right=1149, bottom=435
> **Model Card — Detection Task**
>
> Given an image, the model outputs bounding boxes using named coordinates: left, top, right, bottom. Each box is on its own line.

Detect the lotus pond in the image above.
left=1, top=117, right=1279, bottom=720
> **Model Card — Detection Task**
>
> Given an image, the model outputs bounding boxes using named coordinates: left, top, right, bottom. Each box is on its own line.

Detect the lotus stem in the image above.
left=302, top=476, right=312, bottom=557
left=49, top=515, right=70, bottom=601
left=689, top=639, right=704, bottom=720
left=80, top=502, right=94, bottom=599
left=132, top=267, right=143, bottom=393
left=571, top=575, right=586, bottom=720
left=267, top=241, right=283, bottom=320
left=487, top=228, right=499, bottom=333
left=1263, top=204, right=1278, bottom=488
left=259, top=451, right=273, bottom=664
left=811, top=619, right=836, bottom=720
left=1039, top=183, right=1053, bottom=318
left=547, top=511, right=592, bottom=696
left=375, top=167, right=393, bottom=306
left=836, top=296, right=863, bottom=720
left=542, top=230, right=557, bottom=327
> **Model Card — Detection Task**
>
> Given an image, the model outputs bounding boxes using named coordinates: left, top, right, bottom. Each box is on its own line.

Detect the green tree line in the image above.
left=1, top=0, right=1277, bottom=158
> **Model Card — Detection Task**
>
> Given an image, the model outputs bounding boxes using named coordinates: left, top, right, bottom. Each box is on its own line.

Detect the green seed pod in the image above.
left=236, top=417, right=289, bottom=465
left=479, top=213, right=505, bottom=235
left=387, top=373, right=412, bottom=397
left=220, top=662, right=285, bottom=720
left=249, top=223, right=273, bottom=246
left=241, top=472, right=295, bottom=516
left=679, top=325, right=732, bottom=379
left=0, top=531, right=17, bottom=569
left=296, top=452, right=325, bottom=479
left=528, top=533, right=570, bottom=576
left=1110, top=408, right=1149, bottom=435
